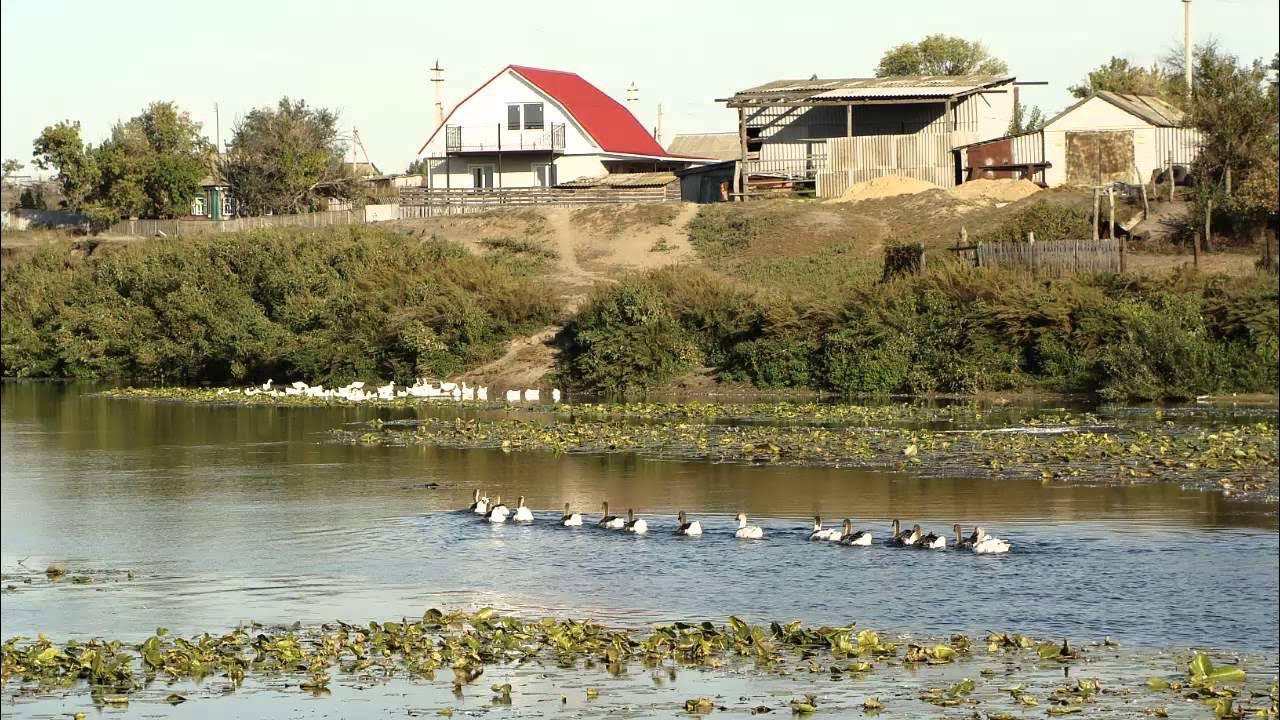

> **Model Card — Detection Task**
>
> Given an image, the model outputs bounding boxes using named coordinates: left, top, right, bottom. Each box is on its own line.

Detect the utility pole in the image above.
left=430, top=60, right=445, bottom=126
left=654, top=102, right=663, bottom=144
left=215, top=103, right=221, bottom=154
left=1183, top=0, right=1193, bottom=94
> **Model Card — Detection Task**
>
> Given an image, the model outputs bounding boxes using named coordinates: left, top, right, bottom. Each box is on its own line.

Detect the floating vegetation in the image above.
left=332, top=413, right=1278, bottom=501
left=3, top=610, right=1276, bottom=717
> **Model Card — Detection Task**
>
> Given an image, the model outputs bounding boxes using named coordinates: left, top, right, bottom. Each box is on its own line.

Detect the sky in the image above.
left=2, top=0, right=1277, bottom=175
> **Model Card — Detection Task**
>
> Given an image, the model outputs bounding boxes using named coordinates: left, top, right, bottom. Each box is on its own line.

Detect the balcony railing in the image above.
left=444, top=123, right=566, bottom=154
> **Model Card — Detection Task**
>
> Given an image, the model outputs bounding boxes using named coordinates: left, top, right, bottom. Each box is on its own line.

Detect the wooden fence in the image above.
left=105, top=209, right=362, bottom=237
left=968, top=238, right=1121, bottom=275
left=398, top=185, right=673, bottom=217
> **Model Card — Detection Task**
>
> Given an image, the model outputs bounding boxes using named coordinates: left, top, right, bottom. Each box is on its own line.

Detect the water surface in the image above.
left=2, top=382, right=1277, bottom=654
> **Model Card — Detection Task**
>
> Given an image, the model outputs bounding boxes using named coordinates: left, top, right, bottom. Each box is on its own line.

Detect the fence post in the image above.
left=1192, top=231, right=1201, bottom=268
left=1119, top=235, right=1127, bottom=273
left=1091, top=188, right=1100, bottom=241
left=1107, top=186, right=1115, bottom=241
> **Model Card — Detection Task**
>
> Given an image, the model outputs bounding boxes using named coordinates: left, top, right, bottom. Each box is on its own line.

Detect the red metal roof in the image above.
left=417, top=65, right=668, bottom=157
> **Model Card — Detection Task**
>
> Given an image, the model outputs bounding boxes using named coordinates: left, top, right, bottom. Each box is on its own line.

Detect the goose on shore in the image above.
left=560, top=502, right=583, bottom=527
left=512, top=496, right=534, bottom=522
left=888, top=519, right=916, bottom=547
left=598, top=501, right=625, bottom=530
left=624, top=509, right=648, bottom=535
left=953, top=524, right=978, bottom=551
left=675, top=511, right=702, bottom=536
left=485, top=495, right=509, bottom=523
left=807, top=516, right=841, bottom=542
left=912, top=524, right=946, bottom=550
left=839, top=518, right=872, bottom=547
left=468, top=489, right=489, bottom=515
left=972, top=527, right=1011, bottom=555
left=734, top=512, right=764, bottom=540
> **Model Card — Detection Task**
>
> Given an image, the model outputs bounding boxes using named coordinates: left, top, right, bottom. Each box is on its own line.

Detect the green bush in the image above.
left=974, top=202, right=1091, bottom=244
left=686, top=205, right=763, bottom=258
left=0, top=226, right=557, bottom=384
left=554, top=262, right=1279, bottom=401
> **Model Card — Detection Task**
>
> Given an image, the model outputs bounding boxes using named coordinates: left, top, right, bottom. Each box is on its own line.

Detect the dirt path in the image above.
left=453, top=325, right=561, bottom=389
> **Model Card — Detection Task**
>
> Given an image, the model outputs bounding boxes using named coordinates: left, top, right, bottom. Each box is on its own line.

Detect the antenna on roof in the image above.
left=626, top=81, right=638, bottom=107
left=430, top=60, right=446, bottom=126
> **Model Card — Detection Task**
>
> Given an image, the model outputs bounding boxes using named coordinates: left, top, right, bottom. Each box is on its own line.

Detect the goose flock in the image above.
left=464, top=491, right=1011, bottom=554
left=218, top=379, right=562, bottom=404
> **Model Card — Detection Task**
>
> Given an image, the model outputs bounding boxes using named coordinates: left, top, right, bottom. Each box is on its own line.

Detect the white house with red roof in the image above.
left=415, top=65, right=705, bottom=189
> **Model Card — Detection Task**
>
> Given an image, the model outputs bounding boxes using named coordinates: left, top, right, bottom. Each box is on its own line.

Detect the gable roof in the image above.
left=1044, top=91, right=1186, bottom=129
left=417, top=65, right=668, bottom=157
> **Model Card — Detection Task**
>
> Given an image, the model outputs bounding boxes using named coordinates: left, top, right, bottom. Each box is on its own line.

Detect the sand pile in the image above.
left=950, top=178, right=1041, bottom=203
left=828, top=174, right=940, bottom=203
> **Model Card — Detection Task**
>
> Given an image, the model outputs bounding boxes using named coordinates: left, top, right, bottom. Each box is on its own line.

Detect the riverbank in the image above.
left=3, top=609, right=1276, bottom=718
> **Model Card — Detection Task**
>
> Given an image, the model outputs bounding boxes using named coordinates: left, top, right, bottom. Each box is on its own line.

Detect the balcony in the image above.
left=444, top=123, right=566, bottom=154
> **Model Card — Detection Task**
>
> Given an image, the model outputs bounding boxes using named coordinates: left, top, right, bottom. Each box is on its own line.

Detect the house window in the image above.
left=221, top=194, right=235, bottom=218
left=191, top=194, right=207, bottom=216
left=506, top=102, right=546, bottom=130
left=534, top=163, right=557, bottom=187
left=469, top=164, right=495, bottom=189
left=522, top=103, right=544, bottom=130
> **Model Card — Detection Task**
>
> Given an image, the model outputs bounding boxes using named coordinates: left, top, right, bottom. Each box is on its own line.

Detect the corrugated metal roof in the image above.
left=1095, top=91, right=1185, bottom=127
left=666, top=133, right=740, bottom=161
left=557, top=172, right=678, bottom=188
left=729, top=75, right=1013, bottom=102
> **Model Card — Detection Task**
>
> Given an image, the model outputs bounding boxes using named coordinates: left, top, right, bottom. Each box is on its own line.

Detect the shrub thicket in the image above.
left=1, top=226, right=558, bottom=384
left=556, top=264, right=1278, bottom=400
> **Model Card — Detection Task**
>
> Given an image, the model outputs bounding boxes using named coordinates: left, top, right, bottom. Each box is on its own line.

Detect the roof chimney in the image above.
left=430, top=60, right=445, bottom=126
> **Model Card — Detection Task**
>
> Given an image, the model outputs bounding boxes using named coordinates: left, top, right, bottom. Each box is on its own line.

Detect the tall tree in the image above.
left=2, top=159, right=23, bottom=178
left=1188, top=47, right=1278, bottom=238
left=93, top=102, right=211, bottom=221
left=1067, top=57, right=1176, bottom=101
left=875, top=34, right=1008, bottom=77
left=32, top=121, right=99, bottom=209
left=220, top=98, right=354, bottom=215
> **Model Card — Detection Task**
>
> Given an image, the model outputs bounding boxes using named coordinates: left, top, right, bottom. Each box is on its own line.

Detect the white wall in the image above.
left=419, top=70, right=600, bottom=157
left=423, top=154, right=607, bottom=189
left=1042, top=96, right=1157, bottom=187
left=966, top=89, right=1016, bottom=145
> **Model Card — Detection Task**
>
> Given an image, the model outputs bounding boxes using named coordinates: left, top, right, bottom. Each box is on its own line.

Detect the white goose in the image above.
left=512, top=496, right=534, bottom=523
left=807, top=515, right=841, bottom=542
left=624, top=509, right=648, bottom=535
left=598, top=501, right=625, bottom=530
left=839, top=518, right=873, bottom=547
left=560, top=502, right=583, bottom=527
left=469, top=489, right=489, bottom=515
left=675, top=511, right=702, bottom=536
left=734, top=512, right=764, bottom=540
left=485, top=495, right=509, bottom=524
left=971, top=527, right=1011, bottom=555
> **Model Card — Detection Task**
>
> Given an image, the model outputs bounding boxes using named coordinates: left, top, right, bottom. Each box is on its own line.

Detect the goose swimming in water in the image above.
left=953, top=524, right=978, bottom=551
left=839, top=518, right=873, bottom=547
left=469, top=489, right=489, bottom=515
left=560, top=502, right=583, bottom=527
left=598, top=501, right=625, bottom=530
left=971, top=527, right=1011, bottom=555
left=887, top=519, right=915, bottom=547
left=624, top=509, right=648, bottom=534
left=807, top=516, right=841, bottom=542
left=912, top=524, right=946, bottom=549
left=485, top=495, right=509, bottom=523
left=675, top=511, right=702, bottom=536
left=734, top=512, right=764, bottom=539
left=512, top=496, right=534, bottom=523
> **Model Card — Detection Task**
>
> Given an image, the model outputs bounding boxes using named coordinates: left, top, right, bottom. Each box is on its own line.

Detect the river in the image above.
left=3, top=381, right=1276, bottom=661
